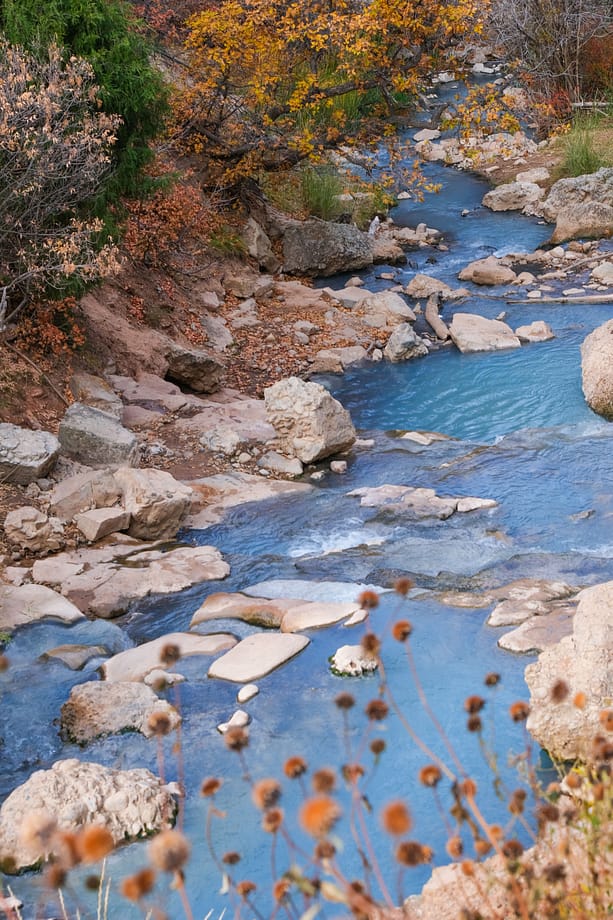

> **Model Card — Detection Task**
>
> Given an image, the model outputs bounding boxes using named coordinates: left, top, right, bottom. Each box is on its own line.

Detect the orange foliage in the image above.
left=15, top=297, right=85, bottom=356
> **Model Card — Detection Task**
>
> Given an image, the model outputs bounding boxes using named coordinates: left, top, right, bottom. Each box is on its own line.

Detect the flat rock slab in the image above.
left=498, top=607, right=575, bottom=654
left=58, top=403, right=138, bottom=468
left=62, top=545, right=229, bottom=619
left=191, top=591, right=365, bottom=633
left=0, top=759, right=175, bottom=873
left=487, top=579, right=577, bottom=627
left=0, top=424, right=60, bottom=485
left=102, top=632, right=237, bottom=682
left=0, top=584, right=84, bottom=633
left=185, top=472, right=313, bottom=529
left=449, top=313, right=521, bottom=353
left=348, top=485, right=497, bottom=519
left=208, top=633, right=310, bottom=682
left=243, top=579, right=388, bottom=603
left=60, top=681, right=180, bottom=743
left=399, top=430, right=452, bottom=446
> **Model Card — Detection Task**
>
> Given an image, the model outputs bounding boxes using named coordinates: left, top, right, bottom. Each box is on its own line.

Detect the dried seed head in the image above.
left=149, top=830, right=190, bottom=873
left=467, top=715, right=482, bottom=733
left=381, top=801, right=412, bottom=836
left=358, top=590, right=379, bottom=610
left=54, top=831, right=81, bottom=869
left=159, top=643, right=181, bottom=666
left=564, top=772, right=582, bottom=790
left=394, top=577, right=413, bottom=596
left=251, top=778, right=281, bottom=811
left=460, top=778, right=477, bottom=798
left=461, top=860, right=475, bottom=877
left=365, top=699, right=389, bottom=721
left=312, top=768, right=336, bottom=793
left=84, top=874, right=101, bottom=891
left=573, top=691, right=587, bottom=709
left=484, top=672, right=500, bottom=687
left=78, top=826, right=114, bottom=864
left=273, top=878, right=291, bottom=902
left=508, top=789, right=527, bottom=815
left=464, top=695, right=485, bottom=714
left=370, top=738, right=386, bottom=756
left=392, top=620, right=413, bottom=641
left=419, top=765, right=442, bottom=787
left=44, top=863, right=67, bottom=890
left=509, top=701, right=530, bottom=722
left=536, top=803, right=560, bottom=828
left=335, top=692, right=355, bottom=710
left=550, top=680, right=569, bottom=704
left=342, top=763, right=365, bottom=784
left=236, top=880, right=256, bottom=899
left=20, top=809, right=58, bottom=852
left=446, top=836, right=463, bottom=859
left=201, top=777, right=222, bottom=797
left=120, top=868, right=156, bottom=901
left=0, top=654, right=9, bottom=672
left=315, top=839, right=336, bottom=860
left=474, top=838, right=491, bottom=857
left=361, top=632, right=381, bottom=656
left=147, top=711, right=173, bottom=737
left=222, top=851, right=241, bottom=865
left=395, top=840, right=430, bottom=866
left=262, top=808, right=284, bottom=834
left=283, top=756, right=307, bottom=779
left=599, top=709, right=613, bottom=732
left=224, top=726, right=249, bottom=751
left=502, top=839, right=524, bottom=860
left=299, top=796, right=341, bottom=838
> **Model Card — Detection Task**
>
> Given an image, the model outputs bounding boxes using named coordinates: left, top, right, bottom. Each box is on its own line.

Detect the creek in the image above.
left=3, top=125, right=613, bottom=918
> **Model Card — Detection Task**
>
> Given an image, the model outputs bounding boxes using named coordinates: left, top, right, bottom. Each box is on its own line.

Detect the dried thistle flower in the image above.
left=502, top=839, right=524, bottom=860
left=419, top=765, right=442, bottom=787
left=461, top=860, right=475, bottom=877
left=335, top=692, right=355, bottom=710
left=474, top=838, right=491, bottom=857
left=222, top=851, right=241, bottom=865
left=121, top=868, right=156, bottom=901
left=44, top=863, right=67, bottom=890
left=509, top=701, right=530, bottom=722
left=365, top=699, right=389, bottom=721
left=381, top=801, right=412, bottom=836
left=315, top=839, right=336, bottom=860
left=224, top=726, right=249, bottom=751
left=536, top=803, right=560, bottom=827
left=312, top=768, right=336, bottom=793
left=358, top=590, right=379, bottom=610
left=467, top=715, right=482, bottom=733
left=299, top=796, right=341, bottom=837
left=395, top=840, right=430, bottom=866
left=484, top=672, right=500, bottom=687
left=550, top=679, right=569, bottom=703
left=342, top=763, right=365, bottom=783
left=544, top=863, right=566, bottom=883
left=370, top=738, right=386, bottom=756
left=564, top=772, right=582, bottom=790
left=573, top=691, right=587, bottom=709
left=54, top=831, right=81, bottom=869
left=394, top=577, right=413, bottom=596
left=79, top=826, right=114, bottom=863
left=149, top=830, right=190, bottom=872
left=361, top=632, right=381, bottom=656
left=147, top=711, right=173, bottom=737
left=460, top=778, right=477, bottom=798
left=392, top=620, right=412, bottom=641
left=508, top=789, right=527, bottom=815
left=273, top=878, right=291, bottom=902
left=599, top=709, right=613, bottom=732
left=446, top=836, right=463, bottom=859
left=159, top=643, right=181, bottom=666
left=464, top=695, right=485, bottom=714
left=262, top=808, right=283, bottom=833
left=84, top=874, right=101, bottom=891
left=236, top=880, right=257, bottom=898
left=252, top=779, right=281, bottom=811
left=283, top=756, right=307, bottom=779
left=201, top=777, right=222, bottom=797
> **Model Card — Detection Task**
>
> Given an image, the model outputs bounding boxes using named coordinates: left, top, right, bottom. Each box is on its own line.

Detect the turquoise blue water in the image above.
left=3, top=156, right=613, bottom=917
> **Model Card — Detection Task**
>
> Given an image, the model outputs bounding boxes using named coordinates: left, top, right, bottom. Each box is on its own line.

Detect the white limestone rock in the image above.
left=74, top=507, right=131, bottom=543
left=581, top=319, right=613, bottom=419
left=0, top=425, right=60, bottom=485
left=3, top=507, right=64, bottom=553
left=60, top=681, right=180, bottom=743
left=102, top=632, right=237, bottom=682
left=113, top=467, right=193, bottom=540
left=330, top=644, right=378, bottom=676
left=0, top=583, right=84, bottom=633
left=515, top=321, right=555, bottom=343
left=208, top=633, right=310, bottom=682
left=449, top=313, right=521, bottom=353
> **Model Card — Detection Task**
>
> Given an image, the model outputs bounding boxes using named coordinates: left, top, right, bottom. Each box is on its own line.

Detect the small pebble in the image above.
left=217, top=710, right=250, bottom=734
left=237, top=684, right=259, bottom=703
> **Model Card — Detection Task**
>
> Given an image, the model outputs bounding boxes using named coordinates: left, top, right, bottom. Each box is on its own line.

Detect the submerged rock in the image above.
left=487, top=579, right=577, bottom=627
left=0, top=760, right=176, bottom=873
left=348, top=484, right=497, bottom=519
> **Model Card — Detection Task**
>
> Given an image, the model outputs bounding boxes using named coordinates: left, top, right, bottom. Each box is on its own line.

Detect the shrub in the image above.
left=300, top=167, right=344, bottom=221
left=561, top=116, right=605, bottom=176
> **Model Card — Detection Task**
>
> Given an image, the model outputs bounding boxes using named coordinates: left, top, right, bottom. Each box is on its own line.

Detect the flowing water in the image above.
left=3, top=142, right=613, bottom=918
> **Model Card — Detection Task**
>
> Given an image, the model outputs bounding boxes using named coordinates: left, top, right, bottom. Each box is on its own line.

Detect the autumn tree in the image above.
left=488, top=0, right=613, bottom=102
left=0, top=41, right=119, bottom=332
left=0, top=0, right=168, bottom=198
left=175, top=0, right=488, bottom=188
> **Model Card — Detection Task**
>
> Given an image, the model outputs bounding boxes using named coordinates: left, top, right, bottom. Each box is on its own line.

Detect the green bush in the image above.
left=561, top=116, right=604, bottom=177
left=0, top=0, right=168, bottom=200
left=300, top=166, right=344, bottom=220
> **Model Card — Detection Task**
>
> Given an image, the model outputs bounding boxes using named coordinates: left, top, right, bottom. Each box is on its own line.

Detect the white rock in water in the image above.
left=330, top=645, right=378, bottom=676
left=217, top=710, right=250, bottom=734
left=237, top=684, right=259, bottom=703
left=209, top=633, right=309, bottom=682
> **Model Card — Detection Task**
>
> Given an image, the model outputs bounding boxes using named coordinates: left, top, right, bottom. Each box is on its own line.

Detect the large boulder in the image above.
left=539, top=167, right=613, bottom=242
left=58, top=403, right=138, bottom=468
left=581, top=319, right=613, bottom=419
left=163, top=342, right=225, bottom=394
left=264, top=376, right=356, bottom=463
left=60, top=681, right=180, bottom=743
left=482, top=181, right=544, bottom=212
left=113, top=467, right=193, bottom=539
left=357, top=291, right=415, bottom=328
left=281, top=219, right=373, bottom=277
left=525, top=581, right=613, bottom=761
left=458, top=256, right=517, bottom=286
left=0, top=424, right=60, bottom=485
left=3, top=507, right=64, bottom=553
left=242, top=217, right=280, bottom=272
left=405, top=274, right=454, bottom=299
left=49, top=469, right=121, bottom=521
left=0, top=760, right=175, bottom=872
left=449, top=313, right=521, bottom=353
